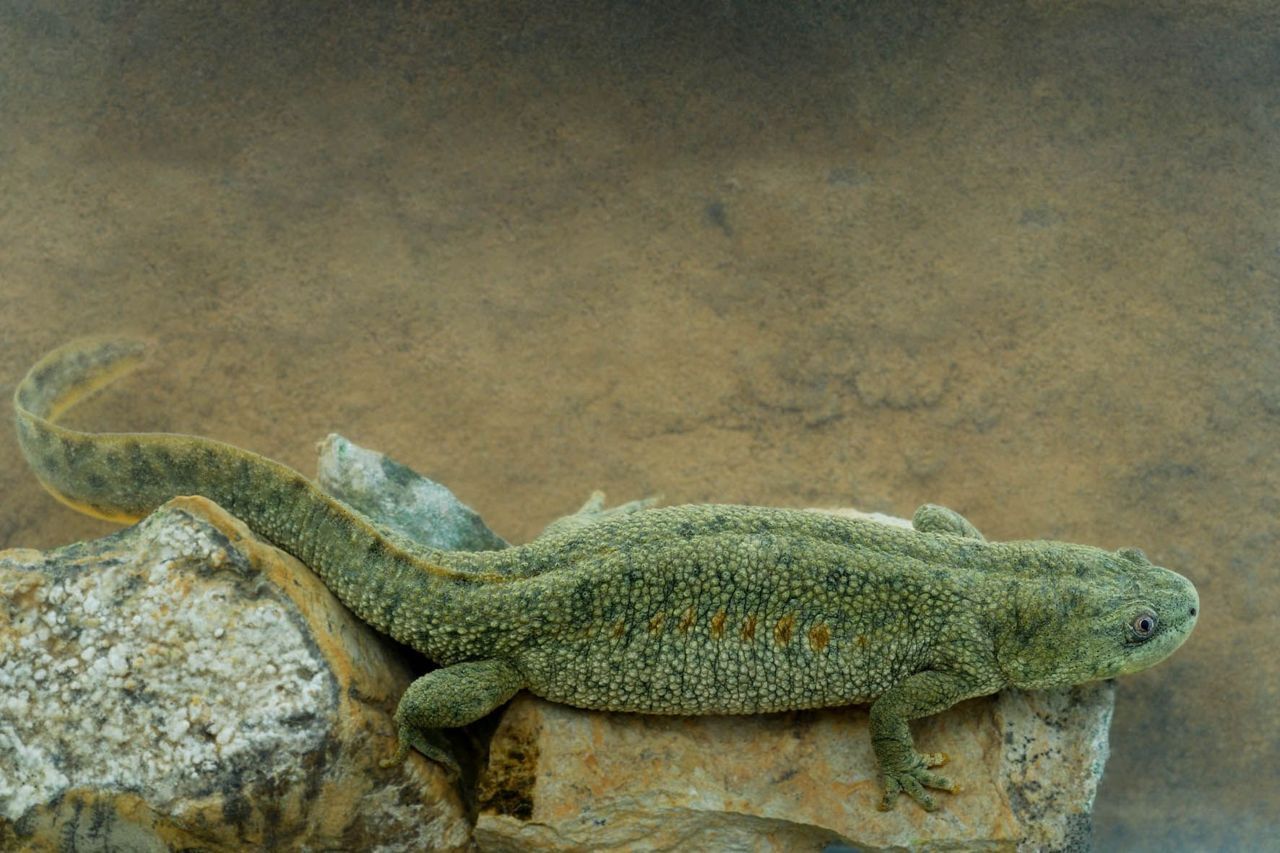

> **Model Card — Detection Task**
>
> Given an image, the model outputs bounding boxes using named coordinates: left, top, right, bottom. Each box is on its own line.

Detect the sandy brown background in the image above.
left=2, top=2, right=1276, bottom=849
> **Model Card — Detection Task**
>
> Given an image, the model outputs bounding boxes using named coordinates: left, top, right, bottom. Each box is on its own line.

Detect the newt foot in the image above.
left=877, top=752, right=958, bottom=812
left=378, top=724, right=461, bottom=778
left=378, top=733, right=410, bottom=769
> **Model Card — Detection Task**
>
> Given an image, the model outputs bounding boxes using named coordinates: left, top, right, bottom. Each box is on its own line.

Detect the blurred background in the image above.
left=2, top=2, right=1276, bottom=848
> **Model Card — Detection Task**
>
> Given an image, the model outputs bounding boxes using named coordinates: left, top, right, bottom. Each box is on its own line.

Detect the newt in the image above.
left=12, top=338, right=1199, bottom=811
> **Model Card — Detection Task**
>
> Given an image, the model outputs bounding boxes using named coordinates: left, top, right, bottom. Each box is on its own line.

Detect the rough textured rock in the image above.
left=474, top=508, right=1116, bottom=853
left=0, top=496, right=472, bottom=852
left=317, top=433, right=508, bottom=551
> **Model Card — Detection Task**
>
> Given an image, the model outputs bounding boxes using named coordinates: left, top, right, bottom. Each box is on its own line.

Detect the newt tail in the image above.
left=13, top=338, right=502, bottom=655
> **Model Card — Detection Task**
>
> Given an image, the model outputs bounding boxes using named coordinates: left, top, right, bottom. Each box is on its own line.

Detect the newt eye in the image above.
left=1131, top=613, right=1157, bottom=638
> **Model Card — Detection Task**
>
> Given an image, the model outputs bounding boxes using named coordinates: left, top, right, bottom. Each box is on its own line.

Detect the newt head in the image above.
left=994, top=543, right=1199, bottom=690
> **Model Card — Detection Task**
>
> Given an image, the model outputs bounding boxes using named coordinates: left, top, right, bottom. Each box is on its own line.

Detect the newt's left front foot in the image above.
left=877, top=751, right=958, bottom=812
left=869, top=670, right=974, bottom=812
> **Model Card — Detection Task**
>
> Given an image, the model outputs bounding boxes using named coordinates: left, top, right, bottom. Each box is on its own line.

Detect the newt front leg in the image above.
left=870, top=670, right=975, bottom=811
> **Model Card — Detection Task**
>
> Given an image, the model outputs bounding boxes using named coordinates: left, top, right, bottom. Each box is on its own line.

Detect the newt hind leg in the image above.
left=912, top=504, right=985, bottom=541
left=381, top=659, right=526, bottom=773
left=536, top=490, right=659, bottom=539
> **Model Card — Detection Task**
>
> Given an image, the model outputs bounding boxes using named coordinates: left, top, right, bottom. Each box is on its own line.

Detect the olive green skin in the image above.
left=13, top=339, right=1200, bottom=811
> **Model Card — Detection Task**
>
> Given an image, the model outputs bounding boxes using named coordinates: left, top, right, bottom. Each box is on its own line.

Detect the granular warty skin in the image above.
left=11, top=339, right=1201, bottom=811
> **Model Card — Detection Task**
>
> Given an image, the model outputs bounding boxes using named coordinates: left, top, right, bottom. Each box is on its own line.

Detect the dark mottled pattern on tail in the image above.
left=12, top=339, right=517, bottom=660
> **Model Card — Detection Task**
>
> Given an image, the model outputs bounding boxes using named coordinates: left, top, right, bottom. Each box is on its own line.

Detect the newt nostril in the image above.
left=1189, top=607, right=1197, bottom=617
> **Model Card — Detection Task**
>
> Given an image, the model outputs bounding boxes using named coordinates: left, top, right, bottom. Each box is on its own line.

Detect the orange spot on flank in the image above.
left=710, top=610, right=727, bottom=639
left=741, top=615, right=757, bottom=641
left=678, top=607, right=696, bottom=633
left=774, top=614, right=795, bottom=645
left=808, top=623, right=831, bottom=651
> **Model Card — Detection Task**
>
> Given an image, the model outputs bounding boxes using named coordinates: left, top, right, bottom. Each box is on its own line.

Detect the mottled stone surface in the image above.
left=317, top=433, right=508, bottom=551
left=0, top=497, right=471, bottom=852
left=997, top=687, right=1114, bottom=853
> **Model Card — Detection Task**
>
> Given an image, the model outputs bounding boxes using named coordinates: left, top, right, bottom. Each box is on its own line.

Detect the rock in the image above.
left=0, top=497, right=471, bottom=852
left=316, top=433, right=508, bottom=551
left=997, top=686, right=1113, bottom=852
left=474, top=508, right=1115, bottom=853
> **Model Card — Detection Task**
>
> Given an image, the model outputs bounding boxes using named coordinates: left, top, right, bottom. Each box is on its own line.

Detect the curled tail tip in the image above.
left=16, top=336, right=155, bottom=420
left=23, top=336, right=153, bottom=378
